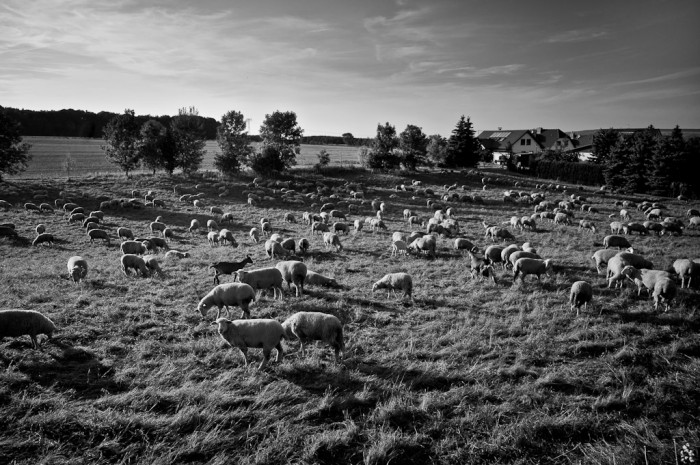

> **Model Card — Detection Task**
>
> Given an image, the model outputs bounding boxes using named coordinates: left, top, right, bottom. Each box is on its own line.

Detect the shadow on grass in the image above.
left=608, top=307, right=700, bottom=330
left=353, top=359, right=468, bottom=392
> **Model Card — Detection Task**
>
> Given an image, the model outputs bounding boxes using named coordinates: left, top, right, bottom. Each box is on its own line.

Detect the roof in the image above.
left=477, top=129, right=540, bottom=151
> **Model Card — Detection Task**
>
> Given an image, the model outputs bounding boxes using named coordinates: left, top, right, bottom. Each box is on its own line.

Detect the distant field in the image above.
left=16, top=136, right=362, bottom=177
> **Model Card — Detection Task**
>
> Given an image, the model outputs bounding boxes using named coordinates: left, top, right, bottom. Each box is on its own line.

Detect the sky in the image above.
left=1, top=0, right=699, bottom=137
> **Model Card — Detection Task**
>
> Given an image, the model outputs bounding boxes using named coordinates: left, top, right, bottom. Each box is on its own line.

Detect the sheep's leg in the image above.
left=238, top=348, right=249, bottom=367
left=260, top=349, right=270, bottom=369
left=30, top=335, right=39, bottom=350
left=299, top=340, right=306, bottom=358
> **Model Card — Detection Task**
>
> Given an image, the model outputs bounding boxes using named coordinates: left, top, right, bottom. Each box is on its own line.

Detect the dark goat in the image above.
left=210, top=255, right=253, bottom=285
left=468, top=251, right=496, bottom=284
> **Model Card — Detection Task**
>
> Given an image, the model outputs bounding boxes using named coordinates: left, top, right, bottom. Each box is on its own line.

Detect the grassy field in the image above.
left=17, top=136, right=362, bottom=178
left=0, top=167, right=699, bottom=464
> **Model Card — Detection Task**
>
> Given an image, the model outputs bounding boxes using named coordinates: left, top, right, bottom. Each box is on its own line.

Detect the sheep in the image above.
left=39, top=203, right=54, bottom=213
left=311, top=221, right=329, bottom=235
left=32, top=233, right=54, bottom=247
left=218, top=229, right=238, bottom=247
left=508, top=251, right=541, bottom=268
left=118, top=227, right=134, bottom=241
left=35, top=224, right=46, bottom=234
left=165, top=250, right=190, bottom=259
left=392, top=240, right=408, bottom=257
left=236, top=268, right=285, bottom=300
left=207, top=231, right=220, bottom=247
left=281, top=312, right=344, bottom=362
left=261, top=221, right=272, bottom=237
left=0, top=309, right=57, bottom=350
left=275, top=260, right=307, bottom=297
left=162, top=228, right=174, bottom=242
left=603, top=235, right=632, bottom=250
left=623, top=222, right=648, bottom=235
left=454, top=238, right=478, bottom=253
left=330, top=210, right=347, bottom=221
left=332, top=222, right=350, bottom=235
left=323, top=232, right=343, bottom=252
left=407, top=216, right=424, bottom=229
left=407, top=235, right=436, bottom=258
left=500, top=244, right=521, bottom=269
left=372, top=272, right=413, bottom=300
left=88, top=229, right=110, bottom=245
left=189, top=219, right=200, bottom=236
left=485, top=226, right=514, bottom=242
left=513, top=258, right=553, bottom=282
left=304, top=270, right=339, bottom=288
left=467, top=250, right=496, bottom=283
left=392, top=231, right=406, bottom=243
left=353, top=219, right=364, bottom=233
left=265, top=239, right=292, bottom=259
left=210, top=256, right=253, bottom=285
left=121, top=254, right=150, bottom=277
left=142, top=254, right=164, bottom=276
left=578, top=220, right=596, bottom=233
left=403, top=209, right=413, bottom=220
left=686, top=208, right=700, bottom=218
left=369, top=218, right=387, bottom=232
left=68, top=213, right=85, bottom=224
left=553, top=212, right=571, bottom=226
left=67, top=256, right=88, bottom=283
left=643, top=221, right=664, bottom=235
left=607, top=253, right=654, bottom=288
left=661, top=221, right=683, bottom=236
left=24, top=202, right=41, bottom=212
left=298, top=238, right=310, bottom=254
left=207, top=219, right=219, bottom=232
left=198, top=283, right=256, bottom=319
left=671, top=259, right=700, bottom=288
left=249, top=227, right=260, bottom=243
left=146, top=236, right=168, bottom=252
left=220, top=212, right=234, bottom=224
left=193, top=199, right=205, bottom=210
left=216, top=317, right=284, bottom=369
left=621, top=266, right=672, bottom=296
left=652, top=278, right=677, bottom=312
left=210, top=206, right=224, bottom=215
left=522, top=242, right=537, bottom=254
left=484, top=245, right=504, bottom=266
left=619, top=209, right=631, bottom=221
left=591, top=248, right=633, bottom=274
left=569, top=281, right=593, bottom=316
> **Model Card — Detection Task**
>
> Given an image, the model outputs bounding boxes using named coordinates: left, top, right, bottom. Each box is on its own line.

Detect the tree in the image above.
left=215, top=110, right=252, bottom=176
left=590, top=128, right=620, bottom=164
left=342, top=133, right=355, bottom=146
left=171, top=106, right=207, bottom=175
left=102, top=109, right=141, bottom=177
left=603, top=138, right=631, bottom=190
left=0, top=106, right=32, bottom=180
left=248, top=110, right=303, bottom=175
left=363, top=123, right=400, bottom=170
left=426, top=134, right=448, bottom=167
left=398, top=124, right=428, bottom=170
left=315, top=149, right=330, bottom=173
left=649, top=126, right=685, bottom=196
left=138, top=119, right=167, bottom=175
left=621, top=126, right=658, bottom=193
left=445, top=116, right=479, bottom=168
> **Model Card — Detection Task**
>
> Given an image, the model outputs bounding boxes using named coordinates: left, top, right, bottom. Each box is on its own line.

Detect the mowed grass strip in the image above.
left=0, top=167, right=699, bottom=464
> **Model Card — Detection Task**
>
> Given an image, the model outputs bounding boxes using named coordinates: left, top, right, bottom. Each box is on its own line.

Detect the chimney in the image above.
left=535, top=127, right=543, bottom=134
left=498, top=127, right=502, bottom=130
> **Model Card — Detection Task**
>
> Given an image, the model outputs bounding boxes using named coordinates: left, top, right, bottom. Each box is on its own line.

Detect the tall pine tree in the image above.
left=445, top=116, right=479, bottom=168
left=591, top=128, right=620, bottom=164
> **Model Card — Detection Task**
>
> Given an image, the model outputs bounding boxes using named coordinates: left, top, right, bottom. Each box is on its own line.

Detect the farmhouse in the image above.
left=478, top=127, right=578, bottom=166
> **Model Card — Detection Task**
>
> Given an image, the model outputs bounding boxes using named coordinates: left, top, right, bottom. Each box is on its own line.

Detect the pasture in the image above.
left=17, top=136, right=362, bottom=178
left=0, top=167, right=699, bottom=464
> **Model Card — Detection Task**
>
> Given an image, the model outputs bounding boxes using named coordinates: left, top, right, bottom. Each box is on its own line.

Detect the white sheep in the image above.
left=408, top=235, right=436, bottom=258
left=312, top=221, right=329, bottom=235
left=150, top=221, right=166, bottom=236
left=508, top=251, right=541, bottom=268
left=672, top=258, right=700, bottom=288
left=298, top=238, right=310, bottom=254
left=621, top=266, right=672, bottom=296
left=207, top=231, right=220, bottom=247
left=117, top=227, right=134, bottom=241
left=207, top=219, right=219, bottom=232
left=249, top=227, right=260, bottom=243
left=216, top=317, right=285, bottom=369
left=218, top=229, right=238, bottom=247
left=265, top=239, right=291, bottom=259
left=236, top=268, right=284, bottom=300
left=165, top=250, right=190, bottom=259
left=281, top=312, right=344, bottom=362
left=189, top=219, right=200, bottom=235
left=569, top=281, right=593, bottom=316
left=275, top=260, right=308, bottom=297
left=353, top=219, right=364, bottom=233
left=607, top=253, right=653, bottom=288
left=391, top=240, right=408, bottom=257
left=521, top=242, right=537, bottom=254
left=35, top=224, right=46, bottom=234
left=197, top=282, right=256, bottom=319
left=304, top=270, right=339, bottom=288
left=0, top=309, right=57, bottom=349
left=454, top=238, right=478, bottom=253
left=121, top=254, right=150, bottom=277
left=500, top=244, right=522, bottom=269
left=210, top=206, right=224, bottom=215
left=269, top=233, right=283, bottom=243
left=323, top=232, right=343, bottom=252
left=193, top=199, right=205, bottom=210
left=88, top=229, right=110, bottom=245
left=652, top=278, right=677, bottom=312
left=578, top=220, right=596, bottom=233
left=372, top=272, right=413, bottom=300
left=121, top=240, right=147, bottom=255
left=142, top=254, right=163, bottom=276
left=513, top=258, right=553, bottom=282
left=369, top=218, right=387, bottom=233
left=603, top=235, right=632, bottom=250
left=67, top=256, right=88, bottom=283
left=591, top=248, right=632, bottom=274
left=32, top=233, right=54, bottom=247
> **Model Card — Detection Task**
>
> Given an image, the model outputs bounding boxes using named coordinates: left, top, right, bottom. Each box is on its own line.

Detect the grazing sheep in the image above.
left=392, top=240, right=408, bottom=257
left=607, top=253, right=654, bottom=288
left=142, top=254, right=164, bottom=276
left=407, top=216, right=424, bottom=229
left=407, top=235, right=436, bottom=258
left=403, top=209, right=413, bottom=220
left=39, top=203, right=54, bottom=213
left=467, top=251, right=496, bottom=284
left=236, top=268, right=285, bottom=300
left=121, top=240, right=147, bottom=255
left=280, top=238, right=296, bottom=254
left=392, top=231, right=406, bottom=243
left=643, top=221, right=664, bottom=235
left=145, top=236, right=168, bottom=252
left=67, top=256, right=88, bottom=283
left=578, top=220, right=596, bottom=233
left=0, top=309, right=57, bottom=349
left=332, top=222, right=350, bottom=235
left=282, top=312, right=344, bottom=362
left=653, top=278, right=677, bottom=312
left=210, top=206, right=224, bottom=215
left=198, top=283, right=256, bottom=319
left=218, top=229, right=238, bottom=247
left=209, top=255, right=253, bottom=285
left=623, top=222, right=648, bottom=235
left=88, top=229, right=110, bottom=245
left=68, top=213, right=85, bottom=224
left=221, top=212, right=234, bottom=224
left=35, top=224, right=46, bottom=234
left=513, top=258, right=553, bottom=282
left=591, top=248, right=633, bottom=274
left=121, top=254, right=150, bottom=277
left=372, top=272, right=413, bottom=300
left=620, top=209, right=631, bottom=221
left=117, top=227, right=134, bottom=241
left=671, top=258, right=700, bottom=288
left=269, top=233, right=283, bottom=243
left=522, top=242, right=537, bottom=254
left=369, top=218, right=387, bottom=232
left=569, top=281, right=593, bottom=316
left=149, top=221, right=166, bottom=236
left=216, top=317, right=284, bottom=369
left=323, top=232, right=343, bottom=252
left=304, top=270, right=339, bottom=288
left=193, top=199, right=205, bottom=210
left=311, top=221, right=329, bottom=235
left=500, top=244, right=521, bottom=269
left=454, top=238, right=478, bottom=253
left=298, top=238, right=310, bottom=254
left=165, top=250, right=190, bottom=259
left=353, top=219, right=364, bottom=233
left=207, top=231, right=220, bottom=247
left=207, top=219, right=219, bottom=232
left=189, top=219, right=200, bottom=236
left=603, top=235, right=632, bottom=250
left=553, top=212, right=571, bottom=226
left=24, top=202, right=41, bottom=212
left=275, top=260, right=308, bottom=297
left=508, top=251, right=541, bottom=268
left=661, top=221, right=683, bottom=236
left=249, top=228, right=260, bottom=243
left=32, top=233, right=54, bottom=247
left=484, top=245, right=505, bottom=266
left=261, top=221, right=272, bottom=237
left=265, top=239, right=291, bottom=259
left=162, top=228, right=174, bottom=242
left=485, top=226, right=514, bottom=242
left=621, top=266, right=672, bottom=296
left=330, top=210, right=347, bottom=221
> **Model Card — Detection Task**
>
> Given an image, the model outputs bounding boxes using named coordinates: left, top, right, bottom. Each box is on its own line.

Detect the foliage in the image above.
left=590, top=128, right=620, bottom=164
left=364, top=122, right=400, bottom=170
left=215, top=110, right=253, bottom=176
left=537, top=149, right=580, bottom=163
left=426, top=135, right=448, bottom=167
left=61, top=154, right=77, bottom=174
left=342, top=132, right=355, bottom=146
left=247, top=111, right=303, bottom=175
left=315, top=149, right=331, bottom=172
left=529, top=158, right=605, bottom=185
left=398, top=124, right=428, bottom=171
left=171, top=106, right=207, bottom=175
left=0, top=106, right=32, bottom=180
left=101, top=109, right=141, bottom=177
left=138, top=119, right=167, bottom=175
left=445, top=115, right=479, bottom=168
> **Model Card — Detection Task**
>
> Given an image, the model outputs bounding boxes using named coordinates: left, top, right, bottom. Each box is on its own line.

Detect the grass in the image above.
left=0, top=166, right=699, bottom=464
left=17, top=136, right=362, bottom=178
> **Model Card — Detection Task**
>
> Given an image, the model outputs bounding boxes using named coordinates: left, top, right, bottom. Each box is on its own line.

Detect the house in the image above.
left=478, top=127, right=576, bottom=165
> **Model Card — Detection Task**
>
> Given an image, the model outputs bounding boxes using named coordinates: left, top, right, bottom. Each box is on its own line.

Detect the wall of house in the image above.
left=512, top=134, right=540, bottom=154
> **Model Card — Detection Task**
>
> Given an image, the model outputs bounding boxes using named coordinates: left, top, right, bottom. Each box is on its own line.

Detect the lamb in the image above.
left=275, top=260, right=308, bottom=297
left=121, top=240, right=147, bottom=255
left=569, top=281, right=593, bottom=316
left=454, top=238, right=478, bottom=253
left=323, top=232, right=343, bottom=252
left=298, top=238, right=310, bottom=254
left=210, top=255, right=253, bottom=285
left=197, top=282, right=256, bottom=319
left=591, top=248, right=633, bottom=274
left=236, top=268, right=285, bottom=300
left=671, top=258, right=700, bottom=288
left=652, top=278, right=677, bottom=312
left=32, top=233, right=54, bottom=247
left=603, top=235, right=632, bottom=250
left=304, top=270, right=339, bottom=288
left=88, top=229, right=110, bottom=245
left=0, top=309, right=57, bottom=349
left=165, top=250, right=190, bottom=259
left=189, top=219, right=200, bottom=236
left=513, top=258, right=553, bottom=282
left=121, top=254, right=150, bottom=277
left=621, top=266, right=672, bottom=296
left=216, top=317, right=284, bottom=369
left=118, top=227, right=134, bottom=241
left=142, top=254, right=164, bottom=277
left=281, top=312, right=344, bottom=362
left=407, top=235, right=436, bottom=258
left=218, top=229, right=238, bottom=247
left=67, top=256, right=88, bottom=283
left=372, top=272, right=413, bottom=300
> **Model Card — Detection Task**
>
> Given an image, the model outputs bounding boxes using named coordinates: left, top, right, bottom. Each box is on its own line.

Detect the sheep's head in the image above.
left=543, top=259, right=554, bottom=273
left=621, top=266, right=641, bottom=280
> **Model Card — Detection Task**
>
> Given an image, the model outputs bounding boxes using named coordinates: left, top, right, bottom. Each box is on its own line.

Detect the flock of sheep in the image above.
left=1, top=172, right=698, bottom=369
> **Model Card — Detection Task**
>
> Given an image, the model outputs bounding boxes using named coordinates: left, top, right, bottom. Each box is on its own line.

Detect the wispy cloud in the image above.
left=545, top=28, right=608, bottom=44
left=610, top=67, right=700, bottom=87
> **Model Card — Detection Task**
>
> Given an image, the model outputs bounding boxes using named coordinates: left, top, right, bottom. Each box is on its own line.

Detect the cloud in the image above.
left=545, top=29, right=608, bottom=44
left=610, top=67, right=700, bottom=87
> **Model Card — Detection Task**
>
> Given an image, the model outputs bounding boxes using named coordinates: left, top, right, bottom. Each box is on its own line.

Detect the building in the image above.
left=477, top=127, right=576, bottom=166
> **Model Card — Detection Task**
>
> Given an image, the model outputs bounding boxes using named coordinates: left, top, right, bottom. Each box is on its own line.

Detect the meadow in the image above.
left=17, top=137, right=362, bottom=178
left=0, top=166, right=699, bottom=464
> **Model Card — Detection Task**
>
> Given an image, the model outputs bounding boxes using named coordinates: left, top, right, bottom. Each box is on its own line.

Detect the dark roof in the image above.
left=477, top=129, right=541, bottom=151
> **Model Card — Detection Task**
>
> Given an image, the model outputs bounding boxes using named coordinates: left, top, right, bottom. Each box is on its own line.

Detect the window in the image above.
left=526, top=139, right=531, bottom=146
left=520, top=139, right=526, bottom=145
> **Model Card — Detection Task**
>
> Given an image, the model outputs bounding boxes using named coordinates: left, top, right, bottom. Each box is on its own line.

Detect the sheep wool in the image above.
left=198, top=283, right=256, bottom=319
left=304, top=270, right=338, bottom=288
left=216, top=317, right=284, bottom=369
left=67, top=256, right=88, bottom=283
left=0, top=309, right=57, bottom=349
left=236, top=268, right=285, bottom=300
left=372, top=272, right=413, bottom=300
left=121, top=254, right=150, bottom=277
left=281, top=312, right=344, bottom=362
left=275, top=261, right=308, bottom=297
left=569, top=281, right=593, bottom=316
